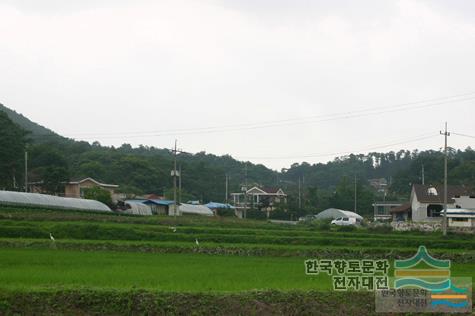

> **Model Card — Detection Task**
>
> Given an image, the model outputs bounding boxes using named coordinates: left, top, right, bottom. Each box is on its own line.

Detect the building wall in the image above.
left=64, top=184, right=80, bottom=198
left=449, top=218, right=473, bottom=228
left=64, top=180, right=116, bottom=199
left=392, top=212, right=409, bottom=222
left=454, top=196, right=475, bottom=209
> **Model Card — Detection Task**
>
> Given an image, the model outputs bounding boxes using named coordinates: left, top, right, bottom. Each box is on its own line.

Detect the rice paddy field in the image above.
left=0, top=207, right=474, bottom=315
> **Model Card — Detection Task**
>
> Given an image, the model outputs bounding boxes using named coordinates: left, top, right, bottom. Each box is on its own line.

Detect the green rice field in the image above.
left=0, top=207, right=473, bottom=314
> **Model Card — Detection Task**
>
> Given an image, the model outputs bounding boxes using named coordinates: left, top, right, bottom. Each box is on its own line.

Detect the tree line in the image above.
left=1, top=109, right=474, bottom=217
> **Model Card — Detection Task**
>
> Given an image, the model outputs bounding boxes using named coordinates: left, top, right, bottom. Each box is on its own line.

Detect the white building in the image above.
left=391, top=184, right=474, bottom=223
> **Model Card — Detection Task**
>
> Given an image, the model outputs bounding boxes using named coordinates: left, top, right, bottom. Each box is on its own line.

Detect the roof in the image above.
left=390, top=203, right=411, bottom=214
left=315, top=208, right=363, bottom=220
left=178, top=203, right=214, bottom=216
left=67, top=177, right=119, bottom=188
left=245, top=186, right=286, bottom=196
left=413, top=184, right=472, bottom=204
left=0, top=190, right=111, bottom=212
left=143, top=199, right=175, bottom=206
left=261, top=187, right=280, bottom=194
left=205, top=202, right=235, bottom=209
left=372, top=201, right=403, bottom=206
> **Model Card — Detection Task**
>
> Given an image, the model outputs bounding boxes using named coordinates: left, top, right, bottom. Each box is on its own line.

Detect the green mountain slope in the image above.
left=0, top=103, right=60, bottom=139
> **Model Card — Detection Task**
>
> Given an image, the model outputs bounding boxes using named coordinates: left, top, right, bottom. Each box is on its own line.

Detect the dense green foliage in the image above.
left=0, top=111, right=29, bottom=190
left=84, top=186, right=113, bottom=207
left=1, top=105, right=474, bottom=217
left=0, top=290, right=380, bottom=316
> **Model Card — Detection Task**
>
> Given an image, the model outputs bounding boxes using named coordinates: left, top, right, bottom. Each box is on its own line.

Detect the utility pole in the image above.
left=225, top=174, right=229, bottom=203
left=24, top=150, right=28, bottom=193
left=172, top=140, right=178, bottom=218
left=354, top=175, right=357, bottom=213
left=422, top=164, right=425, bottom=185
left=298, top=176, right=302, bottom=209
left=244, top=163, right=248, bottom=219
left=178, top=164, right=182, bottom=204
left=440, top=122, right=450, bottom=236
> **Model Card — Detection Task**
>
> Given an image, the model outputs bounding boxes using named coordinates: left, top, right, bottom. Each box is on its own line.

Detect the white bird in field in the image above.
left=195, top=238, right=199, bottom=246
left=169, top=226, right=177, bottom=233
left=49, top=233, right=55, bottom=241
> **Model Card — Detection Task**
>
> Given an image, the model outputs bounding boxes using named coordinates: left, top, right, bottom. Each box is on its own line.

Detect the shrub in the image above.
left=367, top=224, right=393, bottom=234
left=336, top=225, right=357, bottom=232
left=216, top=208, right=235, bottom=217
left=307, top=220, right=331, bottom=231
left=246, top=210, right=267, bottom=220
left=83, top=187, right=113, bottom=207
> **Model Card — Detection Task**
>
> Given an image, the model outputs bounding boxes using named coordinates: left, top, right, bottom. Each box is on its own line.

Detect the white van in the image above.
left=331, top=217, right=360, bottom=226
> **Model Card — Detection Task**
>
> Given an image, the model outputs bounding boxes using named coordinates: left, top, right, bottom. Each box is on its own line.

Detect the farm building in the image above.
left=315, top=208, right=363, bottom=221
left=446, top=208, right=475, bottom=228
left=142, top=199, right=175, bottom=215
left=65, top=177, right=120, bottom=202
left=0, top=190, right=111, bottom=212
left=372, top=201, right=403, bottom=221
left=390, top=184, right=474, bottom=222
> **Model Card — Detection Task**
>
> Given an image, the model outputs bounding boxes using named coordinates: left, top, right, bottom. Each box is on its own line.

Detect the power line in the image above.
left=236, top=133, right=439, bottom=160
left=452, top=132, right=475, bottom=139
left=31, top=91, right=475, bottom=139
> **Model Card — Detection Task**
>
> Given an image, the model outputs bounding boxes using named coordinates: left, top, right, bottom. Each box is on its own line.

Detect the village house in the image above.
left=230, top=186, right=287, bottom=218
left=390, top=184, right=474, bottom=223
left=64, top=177, right=120, bottom=202
left=372, top=201, right=403, bottom=221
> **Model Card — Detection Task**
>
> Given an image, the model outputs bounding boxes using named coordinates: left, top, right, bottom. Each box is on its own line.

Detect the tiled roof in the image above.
left=413, top=184, right=472, bottom=204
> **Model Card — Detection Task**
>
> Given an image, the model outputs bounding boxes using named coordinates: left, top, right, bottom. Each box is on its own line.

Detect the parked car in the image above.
left=331, top=217, right=361, bottom=226
left=298, top=214, right=317, bottom=222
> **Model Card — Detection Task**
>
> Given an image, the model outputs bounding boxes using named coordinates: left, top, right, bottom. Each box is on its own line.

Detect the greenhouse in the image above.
left=0, top=190, right=111, bottom=212
left=123, top=201, right=153, bottom=216
left=178, top=203, right=214, bottom=216
left=315, top=208, right=363, bottom=220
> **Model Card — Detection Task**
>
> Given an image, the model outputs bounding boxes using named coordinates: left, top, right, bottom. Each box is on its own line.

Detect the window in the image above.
left=342, top=218, right=349, bottom=221
left=427, top=204, right=443, bottom=217
left=452, top=218, right=469, bottom=222
left=377, top=206, right=385, bottom=215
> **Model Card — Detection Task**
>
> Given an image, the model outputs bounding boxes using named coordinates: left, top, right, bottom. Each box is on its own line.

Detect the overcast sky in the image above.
left=1, top=0, right=474, bottom=170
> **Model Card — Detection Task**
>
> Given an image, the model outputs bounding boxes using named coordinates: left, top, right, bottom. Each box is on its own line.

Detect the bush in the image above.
left=268, top=209, right=291, bottom=220
left=307, top=220, right=331, bottom=231
left=336, top=225, right=357, bottom=232
left=245, top=210, right=267, bottom=220
left=367, top=224, right=393, bottom=234
left=83, top=187, right=113, bottom=207
left=216, top=208, right=235, bottom=217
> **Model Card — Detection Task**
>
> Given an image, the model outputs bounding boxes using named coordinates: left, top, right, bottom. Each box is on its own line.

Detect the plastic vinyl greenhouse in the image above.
left=123, top=201, right=153, bottom=216
left=0, top=190, right=111, bottom=212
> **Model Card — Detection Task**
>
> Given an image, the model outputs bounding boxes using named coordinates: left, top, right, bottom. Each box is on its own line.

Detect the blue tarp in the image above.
left=205, top=202, right=235, bottom=209
left=143, top=199, right=175, bottom=206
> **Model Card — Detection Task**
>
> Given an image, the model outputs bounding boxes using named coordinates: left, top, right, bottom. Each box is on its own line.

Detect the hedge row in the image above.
left=0, top=289, right=376, bottom=316
left=0, top=239, right=473, bottom=262
left=0, top=221, right=474, bottom=251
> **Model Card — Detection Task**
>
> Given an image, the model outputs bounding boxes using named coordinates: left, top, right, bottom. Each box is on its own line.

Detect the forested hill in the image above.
left=1, top=104, right=474, bottom=215
left=0, top=103, right=59, bottom=139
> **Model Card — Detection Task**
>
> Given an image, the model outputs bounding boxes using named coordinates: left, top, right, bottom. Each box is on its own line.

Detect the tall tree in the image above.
left=0, top=112, right=28, bottom=190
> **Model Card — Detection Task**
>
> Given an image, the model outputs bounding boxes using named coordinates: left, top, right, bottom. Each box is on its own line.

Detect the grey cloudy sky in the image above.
left=1, top=0, right=474, bottom=170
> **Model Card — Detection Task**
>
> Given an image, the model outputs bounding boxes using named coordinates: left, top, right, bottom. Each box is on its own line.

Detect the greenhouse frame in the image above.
left=0, top=190, right=112, bottom=212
